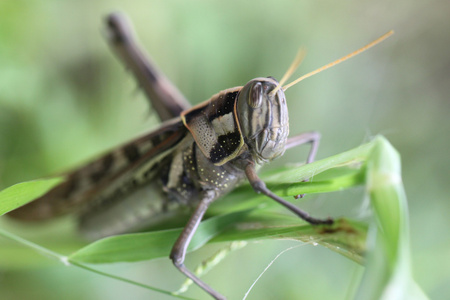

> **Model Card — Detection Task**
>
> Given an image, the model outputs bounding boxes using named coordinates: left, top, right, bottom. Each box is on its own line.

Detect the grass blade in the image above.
left=0, top=177, right=63, bottom=216
left=355, top=136, right=428, bottom=300
left=69, top=209, right=253, bottom=263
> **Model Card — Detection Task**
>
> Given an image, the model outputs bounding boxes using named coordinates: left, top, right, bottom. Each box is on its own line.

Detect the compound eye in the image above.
left=248, top=82, right=263, bottom=108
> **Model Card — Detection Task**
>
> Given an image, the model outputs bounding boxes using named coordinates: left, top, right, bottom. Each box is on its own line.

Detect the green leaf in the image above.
left=262, top=140, right=374, bottom=183
left=211, top=216, right=367, bottom=264
left=0, top=177, right=64, bottom=216
left=355, top=136, right=428, bottom=300
left=69, top=209, right=253, bottom=263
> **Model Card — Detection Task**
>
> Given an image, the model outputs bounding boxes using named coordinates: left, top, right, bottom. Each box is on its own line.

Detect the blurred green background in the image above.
left=0, top=0, right=448, bottom=299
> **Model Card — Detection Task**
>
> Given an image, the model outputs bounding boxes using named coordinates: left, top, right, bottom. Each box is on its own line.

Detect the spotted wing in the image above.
left=8, top=118, right=187, bottom=221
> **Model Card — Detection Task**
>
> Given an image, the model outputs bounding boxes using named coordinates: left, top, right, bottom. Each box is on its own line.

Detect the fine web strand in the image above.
left=243, top=244, right=305, bottom=300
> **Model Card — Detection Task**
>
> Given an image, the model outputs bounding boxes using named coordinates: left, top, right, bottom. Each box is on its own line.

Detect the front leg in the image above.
left=170, top=190, right=226, bottom=300
left=245, top=163, right=333, bottom=225
left=286, top=131, right=320, bottom=164
left=105, top=13, right=191, bottom=121
left=286, top=131, right=321, bottom=198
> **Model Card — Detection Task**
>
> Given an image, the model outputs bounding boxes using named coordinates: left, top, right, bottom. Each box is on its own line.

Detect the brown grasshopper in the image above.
left=8, top=12, right=393, bottom=300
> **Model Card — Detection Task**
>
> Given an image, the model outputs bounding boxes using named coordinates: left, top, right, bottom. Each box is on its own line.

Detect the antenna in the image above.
left=270, top=48, right=306, bottom=96
left=282, top=30, right=394, bottom=92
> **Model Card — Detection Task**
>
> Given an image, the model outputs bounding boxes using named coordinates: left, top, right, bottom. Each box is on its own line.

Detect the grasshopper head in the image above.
left=236, top=77, right=289, bottom=164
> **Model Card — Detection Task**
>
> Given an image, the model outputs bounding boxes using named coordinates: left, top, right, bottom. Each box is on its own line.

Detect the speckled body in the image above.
left=9, top=78, right=290, bottom=240
left=79, top=131, right=246, bottom=240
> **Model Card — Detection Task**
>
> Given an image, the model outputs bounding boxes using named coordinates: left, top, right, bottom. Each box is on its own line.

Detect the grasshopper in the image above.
left=8, top=12, right=393, bottom=300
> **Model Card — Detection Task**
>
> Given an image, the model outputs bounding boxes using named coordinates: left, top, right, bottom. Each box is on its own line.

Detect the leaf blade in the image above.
left=0, top=177, right=64, bottom=216
left=69, top=209, right=253, bottom=263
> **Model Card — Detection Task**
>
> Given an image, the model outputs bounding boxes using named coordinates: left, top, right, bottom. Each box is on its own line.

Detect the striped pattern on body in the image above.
left=181, top=88, right=245, bottom=165
left=8, top=119, right=187, bottom=221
